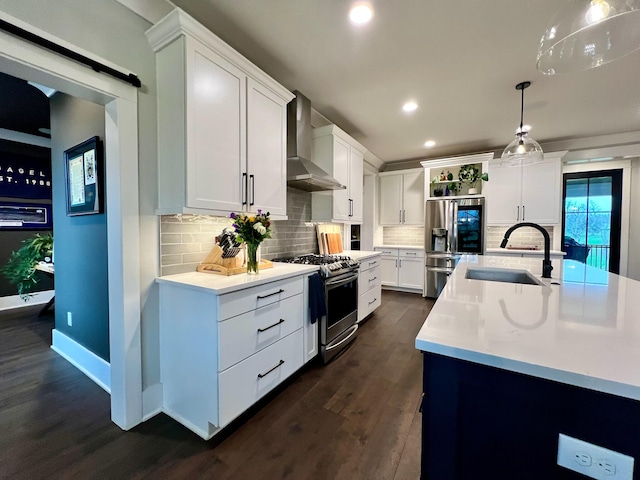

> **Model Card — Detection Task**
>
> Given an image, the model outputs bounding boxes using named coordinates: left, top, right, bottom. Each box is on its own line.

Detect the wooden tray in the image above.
left=197, top=259, right=273, bottom=276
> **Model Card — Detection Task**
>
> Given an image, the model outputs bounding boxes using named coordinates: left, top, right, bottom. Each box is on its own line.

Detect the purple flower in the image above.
left=257, top=209, right=262, bottom=214
left=230, top=212, right=236, bottom=219
left=232, top=223, right=237, bottom=228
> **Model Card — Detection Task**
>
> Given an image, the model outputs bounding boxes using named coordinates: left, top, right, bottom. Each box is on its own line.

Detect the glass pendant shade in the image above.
left=537, top=0, right=640, bottom=74
left=500, top=132, right=545, bottom=167
left=500, top=81, right=544, bottom=167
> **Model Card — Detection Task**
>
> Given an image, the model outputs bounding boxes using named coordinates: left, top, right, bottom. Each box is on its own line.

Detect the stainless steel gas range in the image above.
left=273, top=254, right=359, bottom=363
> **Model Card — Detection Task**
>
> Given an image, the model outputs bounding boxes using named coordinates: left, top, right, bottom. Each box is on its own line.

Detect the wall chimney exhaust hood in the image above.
left=287, top=91, right=346, bottom=192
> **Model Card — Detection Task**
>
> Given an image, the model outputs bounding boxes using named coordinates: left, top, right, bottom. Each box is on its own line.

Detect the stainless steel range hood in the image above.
left=287, top=91, right=346, bottom=192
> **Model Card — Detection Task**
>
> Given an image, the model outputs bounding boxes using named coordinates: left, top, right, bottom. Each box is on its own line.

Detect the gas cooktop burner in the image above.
left=272, top=254, right=359, bottom=277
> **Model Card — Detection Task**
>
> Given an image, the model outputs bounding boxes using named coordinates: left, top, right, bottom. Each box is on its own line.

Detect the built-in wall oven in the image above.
left=272, top=254, right=360, bottom=363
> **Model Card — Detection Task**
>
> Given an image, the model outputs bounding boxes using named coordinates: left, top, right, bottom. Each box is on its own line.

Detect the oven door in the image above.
left=322, top=271, right=358, bottom=346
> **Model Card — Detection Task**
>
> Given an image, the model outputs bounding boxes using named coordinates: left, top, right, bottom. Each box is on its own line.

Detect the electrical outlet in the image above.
left=67, top=311, right=72, bottom=327
left=557, top=434, right=634, bottom=480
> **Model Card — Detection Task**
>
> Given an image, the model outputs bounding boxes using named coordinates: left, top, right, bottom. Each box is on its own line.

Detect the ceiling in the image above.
left=163, top=0, right=640, bottom=167
left=0, top=71, right=50, bottom=138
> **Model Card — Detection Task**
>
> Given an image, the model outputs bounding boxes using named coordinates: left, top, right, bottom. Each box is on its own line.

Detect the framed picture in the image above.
left=64, top=136, right=103, bottom=216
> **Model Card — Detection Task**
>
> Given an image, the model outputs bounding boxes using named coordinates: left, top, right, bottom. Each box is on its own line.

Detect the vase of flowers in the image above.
left=229, top=210, right=272, bottom=274
left=458, top=164, right=489, bottom=195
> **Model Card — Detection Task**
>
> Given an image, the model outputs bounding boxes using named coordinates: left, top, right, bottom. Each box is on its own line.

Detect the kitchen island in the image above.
left=415, top=256, right=640, bottom=479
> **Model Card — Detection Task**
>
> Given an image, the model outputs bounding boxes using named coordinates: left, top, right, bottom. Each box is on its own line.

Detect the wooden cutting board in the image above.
left=316, top=224, right=343, bottom=254
left=321, top=233, right=329, bottom=254
left=328, top=232, right=343, bottom=254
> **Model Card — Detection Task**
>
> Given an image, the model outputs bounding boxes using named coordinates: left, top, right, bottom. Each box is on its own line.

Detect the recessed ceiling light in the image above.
left=349, top=3, right=374, bottom=25
left=424, top=140, right=436, bottom=148
left=403, top=101, right=418, bottom=113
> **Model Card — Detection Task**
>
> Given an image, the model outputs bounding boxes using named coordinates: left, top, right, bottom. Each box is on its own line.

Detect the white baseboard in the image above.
left=0, top=290, right=54, bottom=311
left=51, top=329, right=111, bottom=393
left=142, top=383, right=163, bottom=421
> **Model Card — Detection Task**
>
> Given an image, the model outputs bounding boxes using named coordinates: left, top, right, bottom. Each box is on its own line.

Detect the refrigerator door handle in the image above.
left=450, top=200, right=458, bottom=253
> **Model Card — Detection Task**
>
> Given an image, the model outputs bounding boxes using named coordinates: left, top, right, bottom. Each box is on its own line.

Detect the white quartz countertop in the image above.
left=415, top=255, right=640, bottom=401
left=486, top=248, right=566, bottom=256
left=342, top=249, right=381, bottom=261
left=374, top=244, right=423, bottom=250
left=156, top=263, right=319, bottom=295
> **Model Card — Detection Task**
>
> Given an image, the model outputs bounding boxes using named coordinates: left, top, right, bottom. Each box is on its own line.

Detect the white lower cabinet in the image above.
left=159, top=274, right=309, bottom=440
left=375, top=247, right=424, bottom=292
left=219, top=329, right=303, bottom=426
left=358, top=255, right=382, bottom=322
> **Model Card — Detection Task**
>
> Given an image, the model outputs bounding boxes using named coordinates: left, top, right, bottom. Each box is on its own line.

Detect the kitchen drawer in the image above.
left=218, top=329, right=303, bottom=427
left=218, top=293, right=304, bottom=371
left=219, top=276, right=303, bottom=320
left=399, top=248, right=424, bottom=259
left=359, top=265, right=381, bottom=296
left=375, top=247, right=398, bottom=257
left=360, top=256, right=381, bottom=272
left=358, top=284, right=381, bottom=322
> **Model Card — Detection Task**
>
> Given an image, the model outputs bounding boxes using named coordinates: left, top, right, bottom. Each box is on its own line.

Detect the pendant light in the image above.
left=537, top=0, right=640, bottom=74
left=500, top=82, right=544, bottom=167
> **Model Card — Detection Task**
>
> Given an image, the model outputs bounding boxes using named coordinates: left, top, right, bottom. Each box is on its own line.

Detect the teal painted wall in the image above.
left=50, top=94, right=109, bottom=361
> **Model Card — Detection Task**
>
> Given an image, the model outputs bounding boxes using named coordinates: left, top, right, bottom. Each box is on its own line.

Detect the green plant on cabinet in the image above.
left=458, top=164, right=489, bottom=191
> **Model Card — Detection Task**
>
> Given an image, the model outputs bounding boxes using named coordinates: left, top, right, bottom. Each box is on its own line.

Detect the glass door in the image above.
left=562, top=170, right=622, bottom=273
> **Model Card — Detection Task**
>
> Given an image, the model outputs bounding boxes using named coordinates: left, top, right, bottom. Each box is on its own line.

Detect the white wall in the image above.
left=0, top=0, right=162, bottom=415
left=628, top=158, right=640, bottom=281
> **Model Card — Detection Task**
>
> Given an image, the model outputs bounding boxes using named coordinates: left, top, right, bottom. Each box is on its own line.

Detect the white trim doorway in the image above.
left=0, top=12, right=143, bottom=429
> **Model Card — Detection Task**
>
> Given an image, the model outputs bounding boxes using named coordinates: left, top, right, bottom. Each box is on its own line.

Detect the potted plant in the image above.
left=431, top=177, right=444, bottom=197
left=1, top=233, right=54, bottom=300
left=458, top=164, right=489, bottom=194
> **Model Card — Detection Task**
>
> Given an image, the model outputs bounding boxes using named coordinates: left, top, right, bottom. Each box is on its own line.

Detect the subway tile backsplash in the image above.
left=383, top=226, right=424, bottom=246
left=379, top=225, right=554, bottom=251
left=159, top=188, right=324, bottom=276
left=486, top=225, right=554, bottom=250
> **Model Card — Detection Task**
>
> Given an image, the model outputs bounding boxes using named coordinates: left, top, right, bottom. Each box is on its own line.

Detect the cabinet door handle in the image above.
left=368, top=261, right=377, bottom=266
left=399, top=259, right=402, bottom=267
left=522, top=205, right=525, bottom=221
left=406, top=252, right=417, bottom=255
left=349, top=198, right=353, bottom=217
left=242, top=172, right=248, bottom=206
left=403, top=210, right=406, bottom=223
left=516, top=205, right=520, bottom=221
left=257, top=318, right=285, bottom=333
left=257, top=288, right=284, bottom=299
left=399, top=210, right=402, bottom=223
left=368, top=276, right=377, bottom=282
left=395, top=259, right=398, bottom=267
left=368, top=298, right=377, bottom=305
left=249, top=174, right=255, bottom=206
left=257, top=359, right=285, bottom=378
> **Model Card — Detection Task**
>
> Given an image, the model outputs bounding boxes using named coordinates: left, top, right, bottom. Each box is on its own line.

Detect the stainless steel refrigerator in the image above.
left=424, top=197, right=485, bottom=298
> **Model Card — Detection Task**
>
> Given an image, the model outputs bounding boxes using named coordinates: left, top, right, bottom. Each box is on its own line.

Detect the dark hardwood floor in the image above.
left=0, top=291, right=433, bottom=480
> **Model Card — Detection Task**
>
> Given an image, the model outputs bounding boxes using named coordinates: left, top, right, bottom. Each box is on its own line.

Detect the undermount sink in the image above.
left=465, top=267, right=545, bottom=286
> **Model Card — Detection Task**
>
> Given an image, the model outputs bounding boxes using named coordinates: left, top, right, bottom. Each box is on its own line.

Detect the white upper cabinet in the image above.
left=379, top=168, right=424, bottom=225
left=147, top=9, right=293, bottom=219
left=311, top=125, right=366, bottom=223
left=246, top=78, right=288, bottom=217
left=485, top=152, right=566, bottom=225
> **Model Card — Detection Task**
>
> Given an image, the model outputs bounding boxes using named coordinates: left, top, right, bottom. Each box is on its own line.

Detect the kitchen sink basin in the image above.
left=465, top=267, right=545, bottom=286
